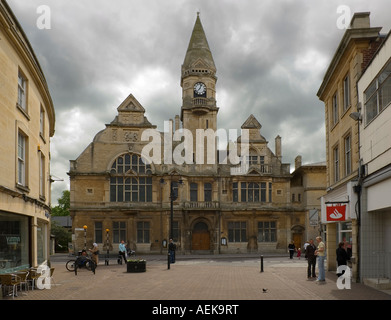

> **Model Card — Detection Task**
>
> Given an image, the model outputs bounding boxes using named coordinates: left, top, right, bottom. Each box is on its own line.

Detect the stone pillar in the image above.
left=326, top=223, right=337, bottom=271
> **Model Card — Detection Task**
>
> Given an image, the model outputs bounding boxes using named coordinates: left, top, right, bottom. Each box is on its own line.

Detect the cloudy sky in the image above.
left=7, top=0, right=391, bottom=205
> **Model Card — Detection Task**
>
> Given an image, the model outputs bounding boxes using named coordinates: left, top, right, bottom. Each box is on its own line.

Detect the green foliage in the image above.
left=51, top=190, right=70, bottom=216
left=51, top=221, right=71, bottom=252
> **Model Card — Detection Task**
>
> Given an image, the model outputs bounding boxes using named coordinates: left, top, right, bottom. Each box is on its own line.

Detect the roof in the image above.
left=182, top=13, right=216, bottom=73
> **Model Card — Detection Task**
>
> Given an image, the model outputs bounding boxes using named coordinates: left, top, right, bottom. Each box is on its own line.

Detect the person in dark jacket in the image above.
left=288, top=241, right=295, bottom=259
left=305, top=239, right=317, bottom=279
left=336, top=242, right=349, bottom=277
left=169, top=239, right=176, bottom=263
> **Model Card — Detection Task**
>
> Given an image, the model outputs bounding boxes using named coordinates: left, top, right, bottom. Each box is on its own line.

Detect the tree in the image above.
left=51, top=190, right=70, bottom=216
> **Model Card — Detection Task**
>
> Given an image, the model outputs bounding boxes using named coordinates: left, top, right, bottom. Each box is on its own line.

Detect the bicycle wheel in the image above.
left=85, top=260, right=96, bottom=271
left=66, top=260, right=76, bottom=272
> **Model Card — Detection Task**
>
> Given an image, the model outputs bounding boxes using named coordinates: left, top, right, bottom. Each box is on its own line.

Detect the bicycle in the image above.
left=74, top=255, right=96, bottom=275
left=66, top=253, right=96, bottom=274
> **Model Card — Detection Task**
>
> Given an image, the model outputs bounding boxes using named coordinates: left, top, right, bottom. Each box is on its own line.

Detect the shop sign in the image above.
left=326, top=205, right=346, bottom=222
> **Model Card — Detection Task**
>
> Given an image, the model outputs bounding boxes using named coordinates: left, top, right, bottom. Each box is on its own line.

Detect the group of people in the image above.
left=289, top=236, right=351, bottom=283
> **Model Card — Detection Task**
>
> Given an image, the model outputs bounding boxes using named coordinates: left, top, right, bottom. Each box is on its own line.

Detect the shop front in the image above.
left=321, top=182, right=358, bottom=277
left=0, top=211, right=49, bottom=274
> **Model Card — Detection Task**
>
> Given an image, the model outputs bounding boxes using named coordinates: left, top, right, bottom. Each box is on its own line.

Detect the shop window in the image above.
left=0, top=212, right=30, bottom=273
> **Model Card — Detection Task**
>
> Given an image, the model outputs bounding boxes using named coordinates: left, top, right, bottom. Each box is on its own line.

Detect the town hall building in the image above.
left=69, top=14, right=326, bottom=255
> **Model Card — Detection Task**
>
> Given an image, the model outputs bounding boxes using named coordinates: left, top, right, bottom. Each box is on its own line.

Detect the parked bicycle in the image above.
left=65, top=250, right=96, bottom=275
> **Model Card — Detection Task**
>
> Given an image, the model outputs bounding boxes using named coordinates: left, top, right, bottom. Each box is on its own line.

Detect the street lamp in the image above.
left=160, top=177, right=184, bottom=269
left=83, top=225, right=88, bottom=250
left=105, top=229, right=110, bottom=266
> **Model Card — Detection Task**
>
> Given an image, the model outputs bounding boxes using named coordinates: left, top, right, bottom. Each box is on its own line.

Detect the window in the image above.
left=17, top=70, right=27, bottom=111
left=344, top=135, right=351, bottom=176
left=0, top=212, right=29, bottom=273
left=365, top=61, right=391, bottom=124
left=137, top=221, right=150, bottom=243
left=334, top=146, right=339, bottom=182
left=172, top=221, right=180, bottom=242
left=110, top=153, right=152, bottom=202
left=228, top=221, right=246, bottom=242
left=260, top=182, right=266, bottom=202
left=258, top=221, right=277, bottom=242
left=204, top=183, right=212, bottom=202
left=190, top=183, right=198, bottom=202
left=233, top=182, right=238, bottom=202
left=343, top=74, right=350, bottom=111
left=113, top=221, right=126, bottom=243
left=40, top=105, right=45, bottom=138
left=17, top=131, right=27, bottom=186
left=95, top=221, right=103, bottom=243
left=234, top=182, right=270, bottom=202
left=247, top=182, right=259, bottom=202
left=332, top=92, right=339, bottom=125
left=247, top=155, right=258, bottom=165
left=39, top=153, right=45, bottom=198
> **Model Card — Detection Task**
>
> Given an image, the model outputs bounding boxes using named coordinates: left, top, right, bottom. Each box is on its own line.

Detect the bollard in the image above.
left=260, top=255, right=264, bottom=272
left=168, top=252, right=171, bottom=270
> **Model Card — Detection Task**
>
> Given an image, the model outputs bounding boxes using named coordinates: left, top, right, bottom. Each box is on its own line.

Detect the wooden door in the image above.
left=192, top=222, right=210, bottom=250
left=293, top=233, right=302, bottom=250
left=192, top=231, right=210, bottom=250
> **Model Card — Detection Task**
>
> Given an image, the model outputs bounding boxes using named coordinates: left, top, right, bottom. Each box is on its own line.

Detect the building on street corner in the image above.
left=317, top=12, right=388, bottom=282
left=0, top=0, right=55, bottom=273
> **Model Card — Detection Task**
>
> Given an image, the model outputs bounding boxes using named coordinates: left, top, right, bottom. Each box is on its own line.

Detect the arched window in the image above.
left=110, top=154, right=152, bottom=202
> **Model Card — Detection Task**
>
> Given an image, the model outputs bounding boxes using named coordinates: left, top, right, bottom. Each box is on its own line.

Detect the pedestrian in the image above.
left=288, top=240, right=295, bottom=259
left=169, top=239, right=176, bottom=263
left=297, top=247, right=301, bottom=259
left=336, top=242, right=349, bottom=277
left=305, top=239, right=317, bottom=279
left=315, top=236, right=326, bottom=283
left=303, top=240, right=309, bottom=257
left=119, top=240, right=127, bottom=264
left=89, top=243, right=99, bottom=267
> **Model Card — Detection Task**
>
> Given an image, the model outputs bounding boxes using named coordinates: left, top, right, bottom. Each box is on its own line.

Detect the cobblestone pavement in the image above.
left=4, top=254, right=391, bottom=301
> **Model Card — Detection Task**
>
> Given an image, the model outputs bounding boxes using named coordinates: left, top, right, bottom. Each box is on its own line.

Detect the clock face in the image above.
left=194, top=82, right=206, bottom=96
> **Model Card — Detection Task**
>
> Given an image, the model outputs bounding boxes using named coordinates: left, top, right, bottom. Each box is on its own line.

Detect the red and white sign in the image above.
left=326, top=205, right=346, bottom=222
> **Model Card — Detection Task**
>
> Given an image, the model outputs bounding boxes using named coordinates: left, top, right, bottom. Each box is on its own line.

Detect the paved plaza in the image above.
left=7, top=253, right=390, bottom=302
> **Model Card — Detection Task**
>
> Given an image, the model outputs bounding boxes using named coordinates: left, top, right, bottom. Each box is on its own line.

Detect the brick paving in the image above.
left=5, top=254, right=391, bottom=301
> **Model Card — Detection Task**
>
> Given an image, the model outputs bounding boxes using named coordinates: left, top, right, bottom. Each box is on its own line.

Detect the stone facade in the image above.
left=0, top=0, right=55, bottom=272
left=69, top=14, right=325, bottom=255
left=317, top=12, right=384, bottom=279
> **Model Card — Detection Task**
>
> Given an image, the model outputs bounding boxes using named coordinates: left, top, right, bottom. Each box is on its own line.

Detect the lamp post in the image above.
left=105, top=228, right=110, bottom=266
left=160, top=177, right=183, bottom=269
left=83, top=225, right=88, bottom=250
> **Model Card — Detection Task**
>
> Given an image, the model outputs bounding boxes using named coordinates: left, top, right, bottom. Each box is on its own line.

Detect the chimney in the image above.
left=349, top=12, right=370, bottom=29
left=175, top=115, right=180, bottom=131
left=275, top=135, right=281, bottom=161
left=295, top=155, right=302, bottom=170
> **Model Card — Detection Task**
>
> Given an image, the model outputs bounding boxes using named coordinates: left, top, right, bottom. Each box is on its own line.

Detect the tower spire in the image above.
left=182, top=13, right=216, bottom=79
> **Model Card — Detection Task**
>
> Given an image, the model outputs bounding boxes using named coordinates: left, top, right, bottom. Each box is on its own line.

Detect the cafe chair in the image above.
left=0, top=274, right=21, bottom=299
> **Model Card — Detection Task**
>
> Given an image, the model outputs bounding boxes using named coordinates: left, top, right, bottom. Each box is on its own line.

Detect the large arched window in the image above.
left=110, top=154, right=152, bottom=202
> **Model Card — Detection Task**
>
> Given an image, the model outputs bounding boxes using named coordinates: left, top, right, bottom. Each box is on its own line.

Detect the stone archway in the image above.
left=191, top=221, right=210, bottom=250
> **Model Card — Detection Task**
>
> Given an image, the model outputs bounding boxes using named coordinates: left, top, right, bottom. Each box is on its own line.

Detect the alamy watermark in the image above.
left=336, top=265, right=352, bottom=290
left=36, top=264, right=52, bottom=290
left=140, top=121, right=250, bottom=175
left=336, top=5, right=352, bottom=30
left=36, top=5, right=51, bottom=30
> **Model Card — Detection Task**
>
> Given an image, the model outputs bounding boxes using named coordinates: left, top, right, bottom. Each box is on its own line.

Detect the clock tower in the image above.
left=181, top=13, right=219, bottom=140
